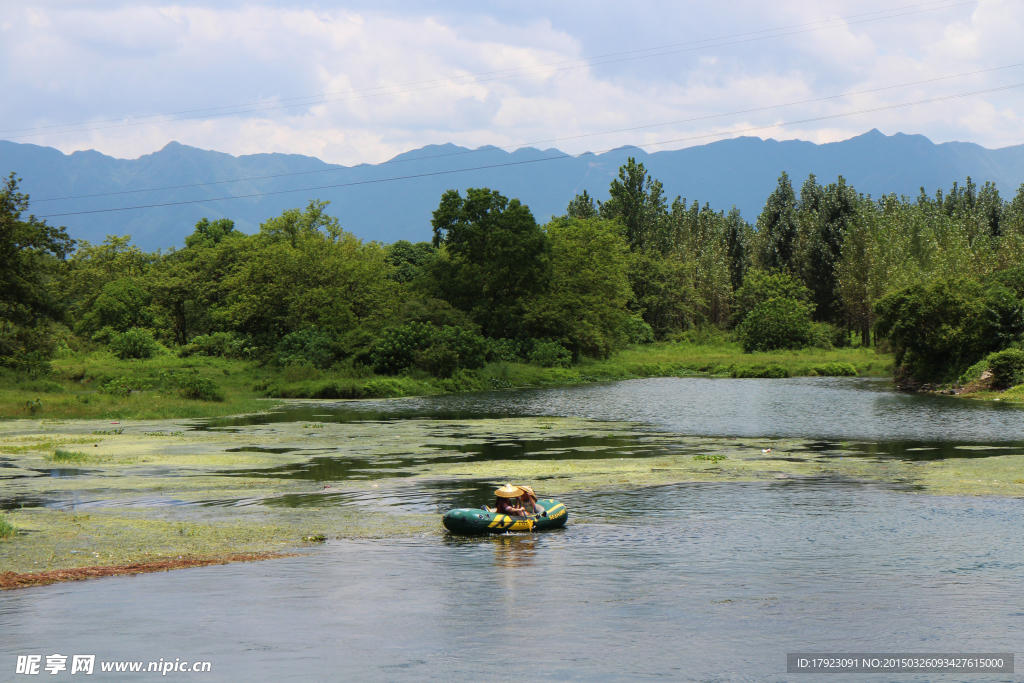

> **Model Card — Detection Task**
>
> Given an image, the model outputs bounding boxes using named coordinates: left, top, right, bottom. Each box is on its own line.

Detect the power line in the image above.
left=31, top=60, right=1024, bottom=204
left=3, top=0, right=976, bottom=141
left=35, top=79, right=1024, bottom=220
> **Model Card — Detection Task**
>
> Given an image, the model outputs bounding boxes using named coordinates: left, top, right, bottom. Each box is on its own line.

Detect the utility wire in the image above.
left=32, top=60, right=1024, bottom=204
left=3, top=0, right=976, bottom=141
left=35, top=79, right=1024, bottom=220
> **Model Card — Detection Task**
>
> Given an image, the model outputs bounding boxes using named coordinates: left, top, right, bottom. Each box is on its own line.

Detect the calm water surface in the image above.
left=203, top=376, right=1024, bottom=443
left=2, top=378, right=1022, bottom=682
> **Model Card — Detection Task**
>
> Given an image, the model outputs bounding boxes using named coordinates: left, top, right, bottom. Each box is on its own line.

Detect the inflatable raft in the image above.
left=443, top=499, right=568, bottom=534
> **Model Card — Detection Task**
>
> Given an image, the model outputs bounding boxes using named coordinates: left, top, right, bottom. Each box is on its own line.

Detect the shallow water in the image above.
left=2, top=482, right=1020, bottom=682
left=3, top=377, right=1023, bottom=681
left=216, top=433, right=677, bottom=483
left=204, top=376, right=1024, bottom=443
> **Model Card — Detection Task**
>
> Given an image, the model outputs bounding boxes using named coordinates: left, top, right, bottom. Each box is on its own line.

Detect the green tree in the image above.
left=733, top=270, right=812, bottom=325
left=220, top=202, right=400, bottom=349
left=62, top=235, right=156, bottom=333
left=628, top=251, right=698, bottom=337
left=384, top=240, right=436, bottom=283
left=723, top=207, right=751, bottom=293
left=599, top=158, right=669, bottom=252
left=939, top=177, right=1003, bottom=237
left=0, top=173, right=75, bottom=333
left=184, top=217, right=237, bottom=249
left=803, top=176, right=860, bottom=323
left=260, top=199, right=341, bottom=246
left=566, top=190, right=599, bottom=219
left=429, top=188, right=549, bottom=338
left=524, top=217, right=632, bottom=358
left=757, top=172, right=799, bottom=273
left=78, top=278, right=154, bottom=336
left=874, top=277, right=1022, bottom=383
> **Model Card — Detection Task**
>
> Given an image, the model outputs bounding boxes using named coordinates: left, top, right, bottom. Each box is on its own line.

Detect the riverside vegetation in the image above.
left=9, top=159, right=1024, bottom=414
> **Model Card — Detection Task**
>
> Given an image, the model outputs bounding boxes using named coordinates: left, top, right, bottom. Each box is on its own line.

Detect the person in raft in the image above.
left=494, top=484, right=528, bottom=516
left=517, top=485, right=546, bottom=515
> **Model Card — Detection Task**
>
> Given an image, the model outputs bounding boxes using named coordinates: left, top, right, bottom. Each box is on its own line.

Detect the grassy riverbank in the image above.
left=2, top=408, right=1021, bottom=587
left=1, top=339, right=890, bottom=420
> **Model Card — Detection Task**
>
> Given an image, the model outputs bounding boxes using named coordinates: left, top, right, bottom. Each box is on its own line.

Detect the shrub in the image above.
left=737, top=297, right=813, bottom=352
left=109, top=327, right=159, bottom=360
left=371, top=322, right=486, bottom=376
left=809, top=323, right=849, bottom=350
left=371, top=322, right=436, bottom=374
left=625, top=315, right=655, bottom=344
left=0, top=350, right=52, bottom=378
left=733, top=270, right=812, bottom=325
left=529, top=340, right=572, bottom=368
left=486, top=336, right=536, bottom=363
left=812, top=362, right=857, bottom=377
left=97, top=376, right=150, bottom=397
left=957, top=358, right=990, bottom=386
left=275, top=327, right=337, bottom=369
left=416, top=343, right=460, bottom=378
left=179, top=332, right=235, bottom=358
left=731, top=364, right=790, bottom=378
left=426, top=326, right=486, bottom=377
left=362, top=378, right=405, bottom=398
left=0, top=516, right=16, bottom=540
left=874, top=278, right=1023, bottom=383
left=161, top=370, right=223, bottom=401
left=435, top=370, right=488, bottom=393
left=987, top=348, right=1024, bottom=387
left=487, top=338, right=522, bottom=363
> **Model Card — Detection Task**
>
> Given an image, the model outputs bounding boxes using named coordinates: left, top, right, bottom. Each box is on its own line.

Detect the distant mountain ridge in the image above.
left=4, top=129, right=1024, bottom=250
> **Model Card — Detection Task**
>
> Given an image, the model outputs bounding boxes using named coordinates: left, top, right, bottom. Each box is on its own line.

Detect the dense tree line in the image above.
left=3, top=159, right=1024, bottom=386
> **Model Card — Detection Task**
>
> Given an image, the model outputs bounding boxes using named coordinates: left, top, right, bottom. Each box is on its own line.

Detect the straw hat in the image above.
left=494, top=484, right=523, bottom=498
left=518, top=485, right=535, bottom=498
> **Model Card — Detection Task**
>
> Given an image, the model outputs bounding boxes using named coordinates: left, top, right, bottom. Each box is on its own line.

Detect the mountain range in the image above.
left=4, top=129, right=1024, bottom=250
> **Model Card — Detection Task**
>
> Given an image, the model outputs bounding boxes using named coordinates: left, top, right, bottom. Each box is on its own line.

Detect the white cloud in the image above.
left=1, top=0, right=1023, bottom=164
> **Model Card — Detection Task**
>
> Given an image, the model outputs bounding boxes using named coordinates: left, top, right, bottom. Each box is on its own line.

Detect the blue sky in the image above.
left=1, top=0, right=1021, bottom=164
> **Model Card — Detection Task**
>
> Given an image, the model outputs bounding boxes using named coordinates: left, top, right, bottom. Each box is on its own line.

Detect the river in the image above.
left=2, top=377, right=1022, bottom=681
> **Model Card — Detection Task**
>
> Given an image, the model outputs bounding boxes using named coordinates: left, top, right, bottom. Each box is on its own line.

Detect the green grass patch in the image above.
left=693, top=454, right=728, bottom=462
left=0, top=516, right=16, bottom=540
left=48, top=449, right=92, bottom=463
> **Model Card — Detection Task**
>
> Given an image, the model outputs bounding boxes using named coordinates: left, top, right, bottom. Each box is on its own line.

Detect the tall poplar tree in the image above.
left=757, top=172, right=799, bottom=273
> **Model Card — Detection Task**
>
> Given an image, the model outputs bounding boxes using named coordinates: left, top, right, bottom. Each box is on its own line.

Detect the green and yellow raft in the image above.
left=442, top=499, right=568, bottom=534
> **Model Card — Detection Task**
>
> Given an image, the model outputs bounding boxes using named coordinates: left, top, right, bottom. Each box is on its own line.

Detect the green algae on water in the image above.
left=2, top=410, right=1024, bottom=579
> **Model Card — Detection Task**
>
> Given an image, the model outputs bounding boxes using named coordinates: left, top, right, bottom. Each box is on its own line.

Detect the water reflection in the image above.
left=490, top=535, right=541, bottom=569
left=217, top=432, right=671, bottom=482
left=199, top=376, right=1024, bottom=443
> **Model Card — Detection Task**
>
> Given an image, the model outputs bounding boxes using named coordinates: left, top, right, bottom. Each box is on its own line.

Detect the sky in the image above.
left=2, top=0, right=1022, bottom=165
